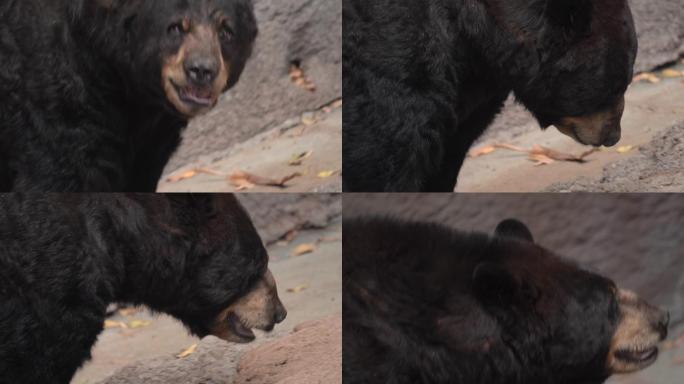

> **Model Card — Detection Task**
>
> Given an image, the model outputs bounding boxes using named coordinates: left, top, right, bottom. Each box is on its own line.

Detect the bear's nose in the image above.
left=274, top=301, right=287, bottom=324
left=184, top=56, right=218, bottom=86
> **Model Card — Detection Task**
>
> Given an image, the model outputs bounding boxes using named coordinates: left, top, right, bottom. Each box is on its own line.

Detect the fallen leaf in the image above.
left=166, top=168, right=224, bottom=183
left=616, top=145, right=634, bottom=154
left=284, top=230, right=300, bottom=243
left=118, top=307, right=141, bottom=317
left=128, top=320, right=152, bottom=329
left=469, top=145, right=497, bottom=158
left=529, top=153, right=555, bottom=166
left=301, top=113, right=318, bottom=126
left=661, top=69, right=684, bottom=78
left=292, top=243, right=316, bottom=256
left=317, top=170, right=337, bottom=178
left=529, top=145, right=597, bottom=163
left=288, top=151, right=313, bottom=166
left=104, top=320, right=128, bottom=329
left=289, top=64, right=316, bottom=92
left=287, top=284, right=308, bottom=293
left=177, top=344, right=198, bottom=358
left=229, top=170, right=301, bottom=190
left=481, top=143, right=597, bottom=164
left=167, top=170, right=197, bottom=183
left=633, top=72, right=660, bottom=83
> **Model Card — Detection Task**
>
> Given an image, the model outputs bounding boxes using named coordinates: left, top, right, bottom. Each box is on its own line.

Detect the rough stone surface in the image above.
left=97, top=336, right=250, bottom=384
left=631, top=0, right=684, bottom=72
left=235, top=315, right=342, bottom=384
left=97, top=316, right=341, bottom=384
left=546, top=122, right=684, bottom=192
left=344, top=194, right=684, bottom=326
left=167, top=0, right=342, bottom=172
left=238, top=194, right=342, bottom=245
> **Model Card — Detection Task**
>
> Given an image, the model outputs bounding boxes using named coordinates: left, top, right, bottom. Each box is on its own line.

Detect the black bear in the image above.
left=342, top=0, right=637, bottom=191
left=0, top=194, right=287, bottom=383
left=0, top=0, right=257, bottom=191
left=343, top=218, right=668, bottom=384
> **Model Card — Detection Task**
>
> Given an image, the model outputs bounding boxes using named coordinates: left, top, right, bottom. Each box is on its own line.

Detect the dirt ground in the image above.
left=457, top=61, right=684, bottom=192
left=71, top=219, right=342, bottom=384
left=158, top=102, right=342, bottom=193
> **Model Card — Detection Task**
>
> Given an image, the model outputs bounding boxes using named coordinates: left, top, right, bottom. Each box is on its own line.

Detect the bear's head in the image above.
left=486, top=0, right=637, bottom=147
left=76, top=0, right=257, bottom=117
left=126, top=194, right=286, bottom=343
left=465, top=219, right=668, bottom=382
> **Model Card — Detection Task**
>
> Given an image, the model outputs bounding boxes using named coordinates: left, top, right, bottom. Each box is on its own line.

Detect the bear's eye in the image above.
left=167, top=22, right=186, bottom=36
left=219, top=23, right=234, bottom=41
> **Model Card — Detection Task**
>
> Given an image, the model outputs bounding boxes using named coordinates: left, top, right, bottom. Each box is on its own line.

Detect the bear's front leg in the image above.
left=343, top=89, right=453, bottom=192
left=9, top=122, right=126, bottom=192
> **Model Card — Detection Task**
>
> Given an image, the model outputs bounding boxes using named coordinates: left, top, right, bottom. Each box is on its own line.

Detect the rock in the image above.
left=235, top=315, right=342, bottom=384
left=238, top=194, right=342, bottom=245
left=97, top=336, right=249, bottom=384
left=97, top=316, right=342, bottom=384
left=167, top=0, right=342, bottom=172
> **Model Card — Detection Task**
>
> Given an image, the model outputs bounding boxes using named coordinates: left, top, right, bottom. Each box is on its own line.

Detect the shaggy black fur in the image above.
left=343, top=217, right=620, bottom=384
left=342, top=0, right=637, bottom=191
left=0, top=0, right=257, bottom=192
left=0, top=194, right=267, bottom=383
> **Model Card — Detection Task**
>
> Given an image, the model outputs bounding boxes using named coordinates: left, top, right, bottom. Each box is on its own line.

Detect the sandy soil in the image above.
left=457, top=62, right=684, bottom=192
left=159, top=103, right=342, bottom=193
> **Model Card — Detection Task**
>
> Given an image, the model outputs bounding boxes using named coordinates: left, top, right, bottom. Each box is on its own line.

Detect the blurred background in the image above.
left=345, top=193, right=684, bottom=384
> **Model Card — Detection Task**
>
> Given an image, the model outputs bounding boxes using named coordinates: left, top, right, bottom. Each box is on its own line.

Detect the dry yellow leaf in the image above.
left=128, top=320, right=152, bottom=329
left=292, top=243, right=316, bottom=256
left=529, top=153, right=555, bottom=166
left=661, top=69, right=684, bottom=78
left=177, top=343, right=198, bottom=358
left=617, top=145, right=634, bottom=154
left=167, top=170, right=197, bottom=183
left=118, top=307, right=141, bottom=317
left=633, top=72, right=660, bottom=83
left=469, top=145, right=497, bottom=157
left=317, top=170, right=336, bottom=178
left=104, top=320, right=128, bottom=329
left=287, top=284, right=309, bottom=293
left=288, top=151, right=313, bottom=166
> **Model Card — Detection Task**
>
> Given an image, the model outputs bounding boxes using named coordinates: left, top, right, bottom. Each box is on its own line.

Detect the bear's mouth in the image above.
left=614, top=345, right=658, bottom=366
left=227, top=313, right=257, bottom=343
left=171, top=80, right=215, bottom=108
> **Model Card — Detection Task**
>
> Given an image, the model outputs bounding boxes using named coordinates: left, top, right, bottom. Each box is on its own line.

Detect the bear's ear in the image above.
left=545, top=0, right=593, bottom=35
left=494, top=219, right=534, bottom=243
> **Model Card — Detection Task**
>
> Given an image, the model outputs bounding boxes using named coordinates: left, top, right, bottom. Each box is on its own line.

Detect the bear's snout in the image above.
left=607, top=288, right=669, bottom=374
left=554, top=95, right=625, bottom=147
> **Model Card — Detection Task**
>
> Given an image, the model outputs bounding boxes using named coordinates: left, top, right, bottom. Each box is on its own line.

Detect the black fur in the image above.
left=0, top=0, right=257, bottom=192
left=343, top=217, right=620, bottom=384
left=342, top=0, right=637, bottom=191
left=0, top=194, right=267, bottom=383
